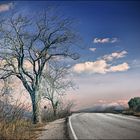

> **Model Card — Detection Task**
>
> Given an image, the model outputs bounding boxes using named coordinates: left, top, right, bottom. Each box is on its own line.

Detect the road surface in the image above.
left=69, top=113, right=140, bottom=139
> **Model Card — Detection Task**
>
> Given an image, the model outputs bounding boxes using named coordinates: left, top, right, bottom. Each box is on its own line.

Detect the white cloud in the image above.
left=73, top=60, right=109, bottom=74
left=98, top=100, right=107, bottom=103
left=98, top=99, right=128, bottom=106
left=108, top=62, right=130, bottom=72
left=93, top=37, right=118, bottom=44
left=72, top=50, right=129, bottom=74
left=117, top=99, right=128, bottom=106
left=73, top=60, right=129, bottom=74
left=111, top=38, right=118, bottom=43
left=89, top=48, right=96, bottom=52
left=103, top=50, right=127, bottom=61
left=94, top=38, right=109, bottom=43
left=0, top=3, right=13, bottom=12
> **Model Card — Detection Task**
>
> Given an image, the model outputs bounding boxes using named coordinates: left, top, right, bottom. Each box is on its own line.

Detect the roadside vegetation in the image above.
left=122, top=97, right=140, bottom=116
left=42, top=100, right=74, bottom=122
left=0, top=58, right=74, bottom=139
left=0, top=79, right=74, bottom=139
left=0, top=93, right=39, bottom=139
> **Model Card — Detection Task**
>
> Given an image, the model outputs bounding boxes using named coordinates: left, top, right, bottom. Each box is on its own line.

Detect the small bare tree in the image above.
left=1, top=78, right=13, bottom=96
left=40, top=62, right=74, bottom=117
left=0, top=11, right=79, bottom=124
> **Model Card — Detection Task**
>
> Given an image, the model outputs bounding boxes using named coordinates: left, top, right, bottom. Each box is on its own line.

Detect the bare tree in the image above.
left=1, top=78, right=13, bottom=96
left=0, top=11, right=79, bottom=124
left=40, top=62, right=74, bottom=117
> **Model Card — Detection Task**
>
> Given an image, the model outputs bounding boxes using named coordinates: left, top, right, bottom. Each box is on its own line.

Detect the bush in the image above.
left=122, top=110, right=134, bottom=115
left=136, top=105, right=140, bottom=112
left=0, top=95, right=37, bottom=139
left=128, top=97, right=140, bottom=111
left=41, top=100, right=73, bottom=122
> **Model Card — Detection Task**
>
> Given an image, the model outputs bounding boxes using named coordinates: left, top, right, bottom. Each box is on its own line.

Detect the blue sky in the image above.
left=0, top=1, right=140, bottom=109
left=8, top=1, right=140, bottom=61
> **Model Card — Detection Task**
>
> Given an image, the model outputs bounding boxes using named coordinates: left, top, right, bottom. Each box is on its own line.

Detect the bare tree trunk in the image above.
left=53, top=107, right=57, bottom=117
left=30, top=91, right=42, bottom=124
left=51, top=100, right=57, bottom=117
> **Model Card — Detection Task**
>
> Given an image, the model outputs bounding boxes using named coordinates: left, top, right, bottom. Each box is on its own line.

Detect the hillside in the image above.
left=76, top=104, right=127, bottom=113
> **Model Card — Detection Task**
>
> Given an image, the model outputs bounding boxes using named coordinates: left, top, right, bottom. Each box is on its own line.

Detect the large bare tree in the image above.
left=0, top=11, right=79, bottom=124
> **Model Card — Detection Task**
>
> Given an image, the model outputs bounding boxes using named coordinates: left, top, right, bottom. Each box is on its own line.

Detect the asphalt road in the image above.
left=70, top=113, right=140, bottom=139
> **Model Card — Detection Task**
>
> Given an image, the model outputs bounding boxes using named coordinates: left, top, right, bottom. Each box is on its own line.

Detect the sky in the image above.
left=0, top=1, right=140, bottom=110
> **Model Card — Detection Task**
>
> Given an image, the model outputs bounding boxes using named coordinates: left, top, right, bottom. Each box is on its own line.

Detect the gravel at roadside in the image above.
left=37, top=118, right=68, bottom=139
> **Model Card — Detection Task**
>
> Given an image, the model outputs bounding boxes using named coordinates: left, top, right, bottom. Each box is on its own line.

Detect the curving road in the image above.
left=69, top=113, right=140, bottom=139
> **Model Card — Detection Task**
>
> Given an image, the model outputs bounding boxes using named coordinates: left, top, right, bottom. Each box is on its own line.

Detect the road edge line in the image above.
left=69, top=115, right=78, bottom=140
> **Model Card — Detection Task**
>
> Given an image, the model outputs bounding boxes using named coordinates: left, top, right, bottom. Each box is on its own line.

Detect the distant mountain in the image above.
left=76, top=104, right=127, bottom=113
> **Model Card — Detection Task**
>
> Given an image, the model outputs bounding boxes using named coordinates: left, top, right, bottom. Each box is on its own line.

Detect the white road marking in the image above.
left=69, top=115, right=78, bottom=140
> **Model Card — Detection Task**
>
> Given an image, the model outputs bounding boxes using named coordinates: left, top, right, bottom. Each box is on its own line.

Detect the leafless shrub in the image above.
left=41, top=100, right=74, bottom=122
left=0, top=84, right=37, bottom=139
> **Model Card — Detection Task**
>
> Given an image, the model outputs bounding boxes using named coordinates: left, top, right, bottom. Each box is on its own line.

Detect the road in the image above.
left=69, top=113, right=140, bottom=139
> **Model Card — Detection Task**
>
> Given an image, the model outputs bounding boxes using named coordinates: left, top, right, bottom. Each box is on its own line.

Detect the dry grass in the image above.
left=122, top=109, right=140, bottom=117
left=0, top=94, right=46, bottom=139
left=134, top=112, right=140, bottom=117
left=0, top=93, right=73, bottom=139
left=0, top=119, right=46, bottom=139
left=1, top=119, right=30, bottom=139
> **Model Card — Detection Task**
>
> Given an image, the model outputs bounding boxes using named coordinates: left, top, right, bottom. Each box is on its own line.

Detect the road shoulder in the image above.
left=37, top=118, right=68, bottom=139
